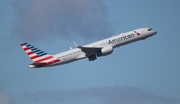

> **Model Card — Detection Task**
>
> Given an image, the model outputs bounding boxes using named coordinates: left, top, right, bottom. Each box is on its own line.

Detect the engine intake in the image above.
left=97, top=45, right=113, bottom=57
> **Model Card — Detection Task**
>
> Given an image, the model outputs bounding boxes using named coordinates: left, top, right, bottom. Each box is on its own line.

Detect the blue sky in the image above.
left=0, top=0, right=180, bottom=104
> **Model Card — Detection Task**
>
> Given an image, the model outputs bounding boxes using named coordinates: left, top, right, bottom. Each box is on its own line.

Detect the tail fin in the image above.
left=20, top=42, right=53, bottom=63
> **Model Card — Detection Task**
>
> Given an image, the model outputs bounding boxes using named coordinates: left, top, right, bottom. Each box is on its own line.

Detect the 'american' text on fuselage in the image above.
left=109, top=34, right=135, bottom=44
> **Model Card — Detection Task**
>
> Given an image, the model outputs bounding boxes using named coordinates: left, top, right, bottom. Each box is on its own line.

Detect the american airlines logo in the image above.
left=134, top=31, right=140, bottom=35
left=109, top=34, right=135, bottom=44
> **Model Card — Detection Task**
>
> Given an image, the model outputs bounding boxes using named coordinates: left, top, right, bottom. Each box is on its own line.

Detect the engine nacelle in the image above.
left=97, top=45, right=113, bottom=57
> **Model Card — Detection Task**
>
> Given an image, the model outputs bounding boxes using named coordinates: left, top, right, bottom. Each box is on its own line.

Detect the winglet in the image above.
left=73, top=41, right=82, bottom=48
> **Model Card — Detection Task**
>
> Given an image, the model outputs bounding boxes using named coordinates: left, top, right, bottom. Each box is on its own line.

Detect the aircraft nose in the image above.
left=153, top=30, right=157, bottom=34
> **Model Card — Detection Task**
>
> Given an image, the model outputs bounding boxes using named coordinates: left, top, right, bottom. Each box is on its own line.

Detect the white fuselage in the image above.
left=50, top=28, right=157, bottom=66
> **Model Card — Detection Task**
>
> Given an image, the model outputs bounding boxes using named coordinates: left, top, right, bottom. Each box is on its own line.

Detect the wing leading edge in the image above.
left=73, top=41, right=102, bottom=57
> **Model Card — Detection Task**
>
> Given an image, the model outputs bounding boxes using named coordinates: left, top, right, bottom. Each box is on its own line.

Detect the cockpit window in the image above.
left=148, top=28, right=153, bottom=31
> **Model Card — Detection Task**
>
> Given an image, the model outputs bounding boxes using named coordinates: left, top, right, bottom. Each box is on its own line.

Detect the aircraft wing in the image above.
left=79, top=47, right=102, bottom=56
left=73, top=41, right=102, bottom=56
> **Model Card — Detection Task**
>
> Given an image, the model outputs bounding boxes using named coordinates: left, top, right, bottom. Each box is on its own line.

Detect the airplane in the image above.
left=20, top=28, right=157, bottom=68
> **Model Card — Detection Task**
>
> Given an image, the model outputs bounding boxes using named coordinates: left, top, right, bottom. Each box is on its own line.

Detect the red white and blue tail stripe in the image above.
left=20, top=43, right=60, bottom=68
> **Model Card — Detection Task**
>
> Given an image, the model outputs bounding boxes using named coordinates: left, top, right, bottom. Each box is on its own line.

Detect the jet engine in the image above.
left=97, top=45, right=113, bottom=57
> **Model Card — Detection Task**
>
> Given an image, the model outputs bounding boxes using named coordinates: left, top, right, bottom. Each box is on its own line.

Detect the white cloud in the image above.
left=24, top=86, right=179, bottom=104
left=0, top=91, right=14, bottom=104
left=13, top=0, right=115, bottom=42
